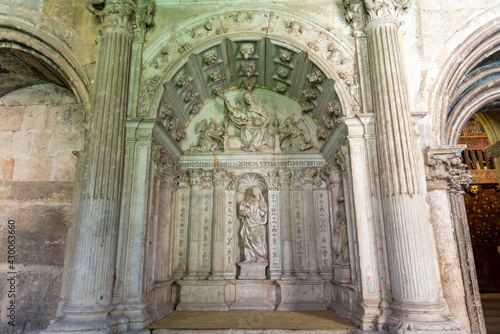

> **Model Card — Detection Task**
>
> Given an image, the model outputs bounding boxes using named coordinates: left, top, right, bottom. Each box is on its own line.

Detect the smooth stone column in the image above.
left=447, top=167, right=487, bottom=334
left=45, top=1, right=135, bottom=332
left=363, top=1, right=462, bottom=331
left=425, top=147, right=471, bottom=331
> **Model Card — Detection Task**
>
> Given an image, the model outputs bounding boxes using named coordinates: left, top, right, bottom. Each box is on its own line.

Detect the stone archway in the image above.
left=130, top=8, right=362, bottom=327
left=426, top=12, right=500, bottom=334
left=0, top=16, right=89, bottom=333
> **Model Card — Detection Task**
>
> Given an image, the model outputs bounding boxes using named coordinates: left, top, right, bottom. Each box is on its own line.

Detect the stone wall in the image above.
left=0, top=83, right=84, bottom=333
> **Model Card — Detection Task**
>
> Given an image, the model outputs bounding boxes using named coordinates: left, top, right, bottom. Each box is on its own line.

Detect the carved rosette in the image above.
left=363, top=0, right=412, bottom=22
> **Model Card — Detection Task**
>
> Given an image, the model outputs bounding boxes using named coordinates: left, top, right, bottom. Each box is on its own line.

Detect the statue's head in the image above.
left=243, top=91, right=253, bottom=105
left=251, top=186, right=262, bottom=197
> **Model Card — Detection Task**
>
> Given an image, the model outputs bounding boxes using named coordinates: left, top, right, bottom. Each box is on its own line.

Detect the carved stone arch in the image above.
left=0, top=14, right=91, bottom=111
left=141, top=9, right=358, bottom=127
left=428, top=7, right=500, bottom=145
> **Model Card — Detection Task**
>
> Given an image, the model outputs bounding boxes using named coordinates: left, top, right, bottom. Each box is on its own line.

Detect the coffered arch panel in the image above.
left=140, top=9, right=358, bottom=154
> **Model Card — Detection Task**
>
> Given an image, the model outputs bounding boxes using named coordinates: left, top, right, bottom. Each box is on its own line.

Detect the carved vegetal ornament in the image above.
left=363, top=0, right=413, bottom=21
left=426, top=149, right=472, bottom=192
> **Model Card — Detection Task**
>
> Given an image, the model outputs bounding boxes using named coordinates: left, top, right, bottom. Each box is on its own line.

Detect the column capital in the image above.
left=87, top=0, right=137, bottom=28
left=363, top=0, right=412, bottom=25
left=426, top=146, right=472, bottom=192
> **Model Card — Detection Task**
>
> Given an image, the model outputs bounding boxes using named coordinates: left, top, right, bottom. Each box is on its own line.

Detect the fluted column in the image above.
left=45, top=1, right=135, bottom=332
left=278, top=168, right=294, bottom=280
left=363, top=1, right=463, bottom=331
left=210, top=169, right=226, bottom=280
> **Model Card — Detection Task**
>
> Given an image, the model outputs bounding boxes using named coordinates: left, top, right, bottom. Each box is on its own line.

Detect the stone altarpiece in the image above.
left=153, top=89, right=346, bottom=311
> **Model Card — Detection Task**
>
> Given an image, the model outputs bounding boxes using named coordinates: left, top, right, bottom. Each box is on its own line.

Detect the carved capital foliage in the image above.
left=87, top=0, right=154, bottom=38
left=426, top=148, right=472, bottom=192
left=277, top=168, right=291, bottom=188
left=86, top=0, right=137, bottom=29
left=343, top=0, right=367, bottom=35
left=363, top=0, right=412, bottom=22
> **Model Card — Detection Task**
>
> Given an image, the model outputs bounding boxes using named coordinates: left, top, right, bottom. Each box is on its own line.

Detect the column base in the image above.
left=387, top=301, right=466, bottom=334
left=42, top=304, right=118, bottom=334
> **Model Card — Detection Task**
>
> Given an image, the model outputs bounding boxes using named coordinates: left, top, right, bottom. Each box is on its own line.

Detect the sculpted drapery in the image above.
left=239, top=186, right=268, bottom=262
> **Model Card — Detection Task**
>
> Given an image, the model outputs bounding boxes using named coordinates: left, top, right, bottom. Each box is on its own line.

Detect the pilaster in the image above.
left=45, top=1, right=136, bottom=332
left=363, top=0, right=463, bottom=332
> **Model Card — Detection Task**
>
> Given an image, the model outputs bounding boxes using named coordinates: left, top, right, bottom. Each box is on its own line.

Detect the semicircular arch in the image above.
left=0, top=14, right=91, bottom=109
left=428, top=7, right=500, bottom=145
left=141, top=8, right=358, bottom=122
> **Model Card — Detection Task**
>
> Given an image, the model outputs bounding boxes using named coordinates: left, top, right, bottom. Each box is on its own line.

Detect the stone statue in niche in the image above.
left=190, top=118, right=224, bottom=153
left=224, top=91, right=270, bottom=152
left=278, top=115, right=315, bottom=151
left=239, top=186, right=268, bottom=262
left=332, top=199, right=349, bottom=264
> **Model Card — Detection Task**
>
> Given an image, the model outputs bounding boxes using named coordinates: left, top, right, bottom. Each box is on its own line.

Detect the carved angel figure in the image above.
left=190, top=119, right=224, bottom=153
left=279, top=115, right=315, bottom=151
left=224, top=91, right=270, bottom=152
left=239, top=186, right=268, bottom=262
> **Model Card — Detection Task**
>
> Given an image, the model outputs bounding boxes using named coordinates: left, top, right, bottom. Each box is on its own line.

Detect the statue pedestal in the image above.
left=237, top=262, right=268, bottom=280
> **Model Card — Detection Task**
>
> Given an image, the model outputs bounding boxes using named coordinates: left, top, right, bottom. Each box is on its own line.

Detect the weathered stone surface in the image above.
left=0, top=269, right=63, bottom=334
left=0, top=205, right=69, bottom=266
left=48, top=131, right=84, bottom=156
left=11, top=157, right=53, bottom=181
left=22, top=105, right=48, bottom=130
left=0, top=106, right=24, bottom=131
left=54, top=153, right=77, bottom=181
left=0, top=158, right=14, bottom=181
left=0, top=181, right=73, bottom=202
left=31, top=131, right=51, bottom=158
left=12, top=130, right=32, bottom=157
left=0, top=131, right=12, bottom=157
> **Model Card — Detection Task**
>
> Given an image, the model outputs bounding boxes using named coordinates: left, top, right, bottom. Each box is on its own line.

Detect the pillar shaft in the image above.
left=68, top=1, right=132, bottom=307
left=46, top=1, right=135, bottom=332
left=363, top=1, right=463, bottom=331
left=367, top=17, right=439, bottom=304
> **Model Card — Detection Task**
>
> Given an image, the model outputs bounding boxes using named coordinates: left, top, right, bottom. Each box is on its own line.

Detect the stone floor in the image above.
left=148, top=311, right=357, bottom=333
left=482, top=293, right=500, bottom=334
